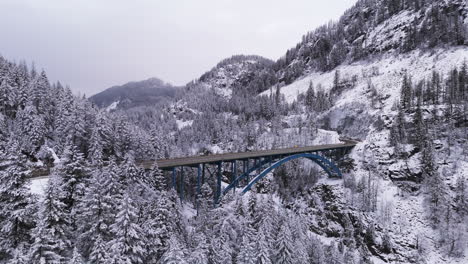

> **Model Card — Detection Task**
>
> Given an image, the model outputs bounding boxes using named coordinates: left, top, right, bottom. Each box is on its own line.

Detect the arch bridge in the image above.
left=140, top=141, right=357, bottom=203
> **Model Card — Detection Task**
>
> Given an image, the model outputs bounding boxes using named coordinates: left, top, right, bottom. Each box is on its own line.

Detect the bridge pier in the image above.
left=246, top=160, right=250, bottom=183
left=197, top=164, right=202, bottom=195
left=180, top=166, right=184, bottom=201
left=172, top=168, right=176, bottom=190
left=215, top=162, right=222, bottom=204
left=233, top=161, right=237, bottom=192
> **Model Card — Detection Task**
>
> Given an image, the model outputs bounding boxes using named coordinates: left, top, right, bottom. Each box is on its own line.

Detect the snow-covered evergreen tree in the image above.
left=108, top=192, right=146, bottom=264
left=237, top=225, right=257, bottom=264
left=0, top=141, right=36, bottom=260
left=28, top=217, right=62, bottom=263
left=274, top=222, right=296, bottom=264
left=160, top=236, right=187, bottom=264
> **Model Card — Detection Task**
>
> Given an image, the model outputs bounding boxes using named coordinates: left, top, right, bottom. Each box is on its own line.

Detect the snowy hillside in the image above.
left=256, top=45, right=468, bottom=263
left=192, top=55, right=276, bottom=98
left=269, top=47, right=468, bottom=107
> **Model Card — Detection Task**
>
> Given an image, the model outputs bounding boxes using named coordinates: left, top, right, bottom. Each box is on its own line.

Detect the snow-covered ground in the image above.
left=29, top=177, right=49, bottom=196
left=264, top=47, right=468, bottom=111
left=176, top=119, right=193, bottom=130
left=105, top=101, right=119, bottom=112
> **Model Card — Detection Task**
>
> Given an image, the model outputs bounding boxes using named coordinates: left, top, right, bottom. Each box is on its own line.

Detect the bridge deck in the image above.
left=140, top=141, right=357, bottom=170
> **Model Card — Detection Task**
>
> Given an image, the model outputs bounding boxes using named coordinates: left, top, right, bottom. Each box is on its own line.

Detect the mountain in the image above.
left=189, top=55, right=276, bottom=97
left=1, top=0, right=467, bottom=263
left=272, top=0, right=468, bottom=85
left=89, top=77, right=179, bottom=110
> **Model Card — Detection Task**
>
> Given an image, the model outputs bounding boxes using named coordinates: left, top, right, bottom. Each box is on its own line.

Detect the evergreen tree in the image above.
left=14, top=102, right=46, bottom=155
left=255, top=230, right=273, bottom=264
left=454, top=175, right=467, bottom=219
left=38, top=175, right=71, bottom=258
left=189, top=233, right=209, bottom=264
left=89, top=127, right=104, bottom=167
left=89, top=234, right=109, bottom=264
left=108, top=192, right=146, bottom=264
left=145, top=162, right=166, bottom=192
left=28, top=217, right=62, bottom=264
left=274, top=223, right=296, bottom=264
left=141, top=191, right=174, bottom=262
left=0, top=141, right=36, bottom=260
left=54, top=145, right=89, bottom=211
left=209, top=233, right=232, bottom=264
left=9, top=244, right=28, bottom=264
left=160, top=236, right=187, bottom=264
left=237, top=225, right=256, bottom=264
left=77, top=168, right=117, bottom=259
left=400, top=73, right=413, bottom=110
left=69, top=247, right=84, bottom=264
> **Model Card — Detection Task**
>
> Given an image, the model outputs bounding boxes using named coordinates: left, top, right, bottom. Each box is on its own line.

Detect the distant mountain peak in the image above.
left=89, top=77, right=179, bottom=110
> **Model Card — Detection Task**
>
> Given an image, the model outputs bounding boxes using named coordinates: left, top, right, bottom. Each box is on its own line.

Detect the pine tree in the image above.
left=413, top=98, right=426, bottom=151
left=77, top=168, right=116, bottom=259
left=28, top=217, right=62, bottom=264
left=89, top=234, right=109, bottom=263
left=56, top=144, right=90, bottom=230
left=31, top=70, right=50, bottom=114
left=209, top=233, right=232, bottom=264
left=69, top=247, right=84, bottom=264
left=305, top=81, right=315, bottom=107
left=145, top=162, right=166, bottom=192
left=108, top=192, right=146, bottom=264
left=237, top=225, right=256, bottom=264
left=255, top=230, right=272, bottom=264
left=9, top=244, right=28, bottom=264
left=400, top=73, right=413, bottom=110
left=120, top=153, right=142, bottom=185
left=38, top=175, right=71, bottom=258
left=454, top=175, right=467, bottom=220
left=160, top=236, right=187, bottom=264
left=14, top=102, right=46, bottom=155
left=89, top=127, right=104, bottom=167
left=140, top=191, right=175, bottom=262
left=0, top=140, right=36, bottom=260
left=274, top=223, right=296, bottom=264
left=189, top=233, right=209, bottom=264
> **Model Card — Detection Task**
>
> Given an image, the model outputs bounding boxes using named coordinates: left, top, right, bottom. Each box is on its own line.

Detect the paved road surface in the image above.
left=140, top=141, right=357, bottom=170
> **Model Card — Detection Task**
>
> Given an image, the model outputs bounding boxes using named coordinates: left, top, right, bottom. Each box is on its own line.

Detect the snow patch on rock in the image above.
left=105, top=101, right=119, bottom=112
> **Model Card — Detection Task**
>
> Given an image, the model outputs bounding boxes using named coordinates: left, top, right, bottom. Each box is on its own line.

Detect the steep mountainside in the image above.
left=273, top=0, right=468, bottom=85
left=89, top=77, right=179, bottom=110
left=188, top=55, right=276, bottom=97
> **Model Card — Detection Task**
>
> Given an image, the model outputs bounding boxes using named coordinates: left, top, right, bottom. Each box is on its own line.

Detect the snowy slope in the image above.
left=266, top=47, right=468, bottom=108
left=258, top=46, right=468, bottom=263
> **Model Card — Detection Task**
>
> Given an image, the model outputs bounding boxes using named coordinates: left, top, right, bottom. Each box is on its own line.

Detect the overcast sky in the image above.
left=0, top=0, right=357, bottom=96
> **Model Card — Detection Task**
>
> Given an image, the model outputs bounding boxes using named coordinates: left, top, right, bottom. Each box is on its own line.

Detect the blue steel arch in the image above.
left=241, top=153, right=342, bottom=194
left=222, top=158, right=271, bottom=196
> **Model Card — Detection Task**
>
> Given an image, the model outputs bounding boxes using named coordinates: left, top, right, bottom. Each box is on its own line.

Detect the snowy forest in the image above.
left=1, top=0, right=468, bottom=263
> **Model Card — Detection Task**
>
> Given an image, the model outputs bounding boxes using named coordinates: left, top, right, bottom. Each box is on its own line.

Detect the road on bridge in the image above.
left=140, top=140, right=358, bottom=170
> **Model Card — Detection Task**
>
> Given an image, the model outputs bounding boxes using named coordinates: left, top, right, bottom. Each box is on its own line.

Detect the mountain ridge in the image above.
left=89, top=77, right=179, bottom=110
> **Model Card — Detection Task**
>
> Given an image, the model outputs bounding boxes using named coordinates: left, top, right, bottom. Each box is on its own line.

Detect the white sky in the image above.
left=0, top=0, right=357, bottom=96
